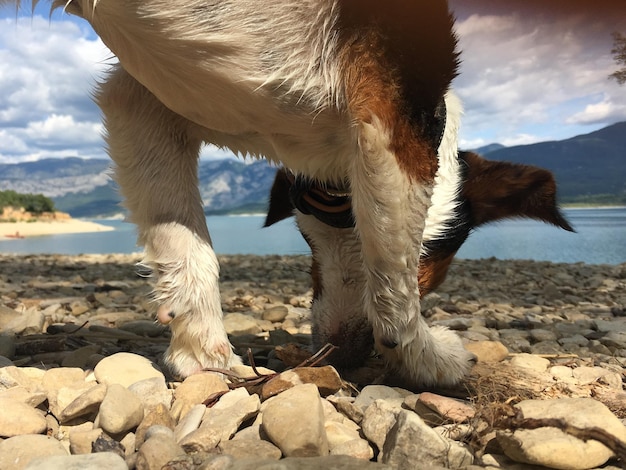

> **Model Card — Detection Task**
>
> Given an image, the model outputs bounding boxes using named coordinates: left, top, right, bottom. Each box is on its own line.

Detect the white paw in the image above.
left=158, top=304, right=242, bottom=378
left=380, top=324, right=476, bottom=388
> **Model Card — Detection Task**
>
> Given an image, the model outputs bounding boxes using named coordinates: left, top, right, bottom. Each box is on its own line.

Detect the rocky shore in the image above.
left=0, top=253, right=625, bottom=469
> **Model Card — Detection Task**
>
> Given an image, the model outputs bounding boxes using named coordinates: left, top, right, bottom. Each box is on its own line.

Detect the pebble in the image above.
left=497, top=398, right=626, bottom=469
left=94, top=352, right=165, bottom=388
left=0, top=253, right=625, bottom=470
left=24, top=452, right=128, bottom=470
left=0, top=398, right=47, bottom=437
left=0, top=435, right=68, bottom=470
left=98, top=383, right=145, bottom=434
left=262, top=383, right=329, bottom=457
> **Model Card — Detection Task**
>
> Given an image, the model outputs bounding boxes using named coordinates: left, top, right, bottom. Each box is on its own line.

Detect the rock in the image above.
left=261, top=366, right=342, bottom=399
left=0, top=355, right=13, bottom=367
left=226, top=455, right=393, bottom=470
left=220, top=438, right=282, bottom=460
left=136, top=433, right=185, bottom=470
left=0, top=386, right=47, bottom=408
left=223, top=312, right=262, bottom=336
left=171, top=373, right=229, bottom=420
left=135, top=402, right=175, bottom=448
left=0, top=334, right=16, bottom=358
left=69, top=429, right=103, bottom=455
left=41, top=368, right=86, bottom=395
left=178, top=425, right=222, bottom=452
left=361, top=399, right=402, bottom=454
left=509, top=354, right=550, bottom=374
left=0, top=397, right=47, bottom=437
left=58, top=383, right=107, bottom=423
left=353, top=385, right=408, bottom=410
left=119, top=320, right=167, bottom=337
left=325, top=421, right=374, bottom=460
left=4, top=309, right=44, bottom=335
left=200, top=388, right=261, bottom=442
left=60, top=345, right=102, bottom=368
left=128, top=377, right=172, bottom=412
left=497, top=398, right=626, bottom=470
left=262, top=305, right=289, bottom=323
left=0, top=435, right=68, bottom=470
left=382, top=410, right=474, bottom=469
left=98, top=383, right=145, bottom=435
left=94, top=352, right=164, bottom=388
left=406, top=392, right=475, bottom=425
left=24, top=452, right=128, bottom=470
left=261, top=383, right=329, bottom=457
left=465, top=341, right=509, bottom=363
left=174, top=404, right=206, bottom=443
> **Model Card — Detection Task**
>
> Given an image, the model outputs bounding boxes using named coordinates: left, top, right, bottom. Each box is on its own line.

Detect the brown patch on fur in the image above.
left=418, top=251, right=456, bottom=298
left=461, top=151, right=574, bottom=231
left=336, top=0, right=459, bottom=182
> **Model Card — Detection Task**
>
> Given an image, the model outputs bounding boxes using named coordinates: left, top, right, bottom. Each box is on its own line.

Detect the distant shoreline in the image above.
left=1, top=219, right=114, bottom=239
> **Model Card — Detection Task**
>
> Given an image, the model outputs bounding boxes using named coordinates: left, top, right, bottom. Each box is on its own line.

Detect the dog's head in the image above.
left=264, top=151, right=573, bottom=366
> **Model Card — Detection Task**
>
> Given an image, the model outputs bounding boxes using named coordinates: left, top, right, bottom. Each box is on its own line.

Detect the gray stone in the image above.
left=226, top=455, right=393, bottom=470
left=361, top=399, right=401, bottom=454
left=24, top=452, right=128, bottom=470
left=0, top=334, right=16, bottom=358
left=136, top=433, right=185, bottom=470
left=128, top=376, right=172, bottom=411
left=382, top=410, right=474, bottom=469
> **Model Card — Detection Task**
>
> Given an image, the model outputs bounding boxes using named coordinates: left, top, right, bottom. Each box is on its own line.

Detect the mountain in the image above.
left=0, top=157, right=279, bottom=217
left=481, top=122, right=626, bottom=204
left=1, top=122, right=624, bottom=216
left=471, top=143, right=506, bottom=155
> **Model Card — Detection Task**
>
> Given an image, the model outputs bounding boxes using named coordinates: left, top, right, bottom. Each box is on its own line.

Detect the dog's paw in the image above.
left=158, top=303, right=242, bottom=378
left=381, top=325, right=476, bottom=388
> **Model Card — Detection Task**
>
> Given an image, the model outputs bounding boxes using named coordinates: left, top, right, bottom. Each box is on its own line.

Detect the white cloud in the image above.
left=452, top=8, right=626, bottom=145
left=1, top=6, right=626, bottom=166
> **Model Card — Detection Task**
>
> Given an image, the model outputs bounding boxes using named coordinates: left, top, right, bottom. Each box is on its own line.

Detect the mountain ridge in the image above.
left=1, top=122, right=624, bottom=216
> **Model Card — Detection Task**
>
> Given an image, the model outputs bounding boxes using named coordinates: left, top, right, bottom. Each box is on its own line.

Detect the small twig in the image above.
left=65, top=321, right=90, bottom=334
left=503, top=411, right=626, bottom=462
left=294, top=343, right=338, bottom=368
left=247, top=348, right=263, bottom=377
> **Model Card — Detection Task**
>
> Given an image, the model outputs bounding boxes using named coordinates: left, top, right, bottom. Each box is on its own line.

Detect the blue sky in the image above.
left=1, top=2, right=625, bottom=163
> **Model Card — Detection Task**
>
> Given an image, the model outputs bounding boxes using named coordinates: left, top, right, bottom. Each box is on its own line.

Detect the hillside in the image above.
left=0, top=158, right=279, bottom=217
left=0, top=122, right=624, bottom=217
left=481, top=122, right=626, bottom=204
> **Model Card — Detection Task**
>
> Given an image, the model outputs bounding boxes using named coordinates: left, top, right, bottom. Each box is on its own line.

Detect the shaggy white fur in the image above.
left=6, top=0, right=475, bottom=385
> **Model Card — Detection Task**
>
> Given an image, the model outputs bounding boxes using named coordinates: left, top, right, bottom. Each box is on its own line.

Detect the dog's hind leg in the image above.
left=96, top=66, right=240, bottom=378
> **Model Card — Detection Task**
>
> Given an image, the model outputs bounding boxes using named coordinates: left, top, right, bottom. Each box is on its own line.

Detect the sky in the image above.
left=1, top=2, right=625, bottom=164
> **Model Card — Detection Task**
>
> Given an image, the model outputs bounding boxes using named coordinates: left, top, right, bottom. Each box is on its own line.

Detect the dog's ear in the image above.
left=264, top=168, right=295, bottom=227
left=460, top=151, right=574, bottom=232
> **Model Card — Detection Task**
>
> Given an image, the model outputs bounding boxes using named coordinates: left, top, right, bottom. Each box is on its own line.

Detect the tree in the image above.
left=609, top=32, right=626, bottom=85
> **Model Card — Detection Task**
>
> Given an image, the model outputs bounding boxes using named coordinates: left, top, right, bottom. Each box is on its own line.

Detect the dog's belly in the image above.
left=75, top=0, right=352, bottom=180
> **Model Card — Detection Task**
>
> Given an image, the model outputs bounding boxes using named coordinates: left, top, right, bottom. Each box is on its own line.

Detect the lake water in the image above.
left=1, top=207, right=625, bottom=265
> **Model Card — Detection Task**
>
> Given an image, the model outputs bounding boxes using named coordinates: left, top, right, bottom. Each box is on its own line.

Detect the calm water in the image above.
left=1, top=208, right=625, bottom=265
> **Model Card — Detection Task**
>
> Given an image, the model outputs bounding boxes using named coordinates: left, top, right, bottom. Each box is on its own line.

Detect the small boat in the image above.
left=5, top=232, right=25, bottom=239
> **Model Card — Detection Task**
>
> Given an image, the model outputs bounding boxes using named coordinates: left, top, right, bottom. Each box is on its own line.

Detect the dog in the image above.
left=9, top=0, right=484, bottom=386
left=265, top=151, right=574, bottom=368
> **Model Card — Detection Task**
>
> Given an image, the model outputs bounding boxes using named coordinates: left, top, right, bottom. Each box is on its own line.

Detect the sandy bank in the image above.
left=1, top=219, right=114, bottom=238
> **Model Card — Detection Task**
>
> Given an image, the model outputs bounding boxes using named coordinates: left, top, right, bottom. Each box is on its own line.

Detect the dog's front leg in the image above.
left=97, top=67, right=240, bottom=378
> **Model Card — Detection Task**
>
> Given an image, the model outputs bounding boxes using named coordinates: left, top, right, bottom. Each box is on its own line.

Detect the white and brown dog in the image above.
left=9, top=0, right=498, bottom=386
left=265, top=152, right=573, bottom=370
